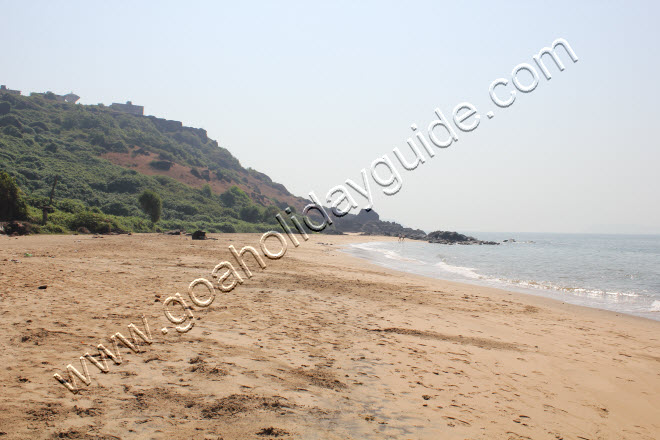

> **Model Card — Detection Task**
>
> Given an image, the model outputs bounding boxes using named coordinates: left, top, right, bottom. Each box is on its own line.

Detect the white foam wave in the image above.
left=434, top=261, right=481, bottom=279
left=492, top=278, right=638, bottom=298
left=650, top=301, right=660, bottom=312
left=349, top=243, right=425, bottom=264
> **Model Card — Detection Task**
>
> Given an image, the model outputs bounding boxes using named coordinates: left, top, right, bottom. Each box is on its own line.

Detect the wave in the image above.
left=651, top=301, right=660, bottom=312
left=433, top=261, right=481, bottom=279
left=495, top=278, right=638, bottom=298
left=431, top=261, right=637, bottom=298
left=348, top=241, right=645, bottom=301
left=349, top=243, right=426, bottom=264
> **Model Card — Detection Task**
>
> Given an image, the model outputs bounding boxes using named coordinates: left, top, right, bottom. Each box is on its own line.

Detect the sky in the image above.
left=2, top=1, right=659, bottom=234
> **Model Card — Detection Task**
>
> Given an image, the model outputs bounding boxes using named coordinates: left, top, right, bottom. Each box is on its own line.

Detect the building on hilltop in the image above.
left=0, top=85, right=21, bottom=95
left=29, top=91, right=80, bottom=103
left=62, top=93, right=80, bottom=103
left=110, top=101, right=144, bottom=116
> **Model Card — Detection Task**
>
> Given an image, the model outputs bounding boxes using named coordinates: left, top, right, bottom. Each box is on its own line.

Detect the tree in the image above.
left=138, top=189, right=162, bottom=223
left=239, top=205, right=261, bottom=223
left=0, top=102, right=10, bottom=116
left=219, top=188, right=236, bottom=207
left=262, top=205, right=279, bottom=223
left=201, top=184, right=212, bottom=197
left=0, top=171, right=28, bottom=221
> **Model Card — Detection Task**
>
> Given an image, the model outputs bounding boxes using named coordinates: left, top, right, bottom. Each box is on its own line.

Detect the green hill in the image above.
left=0, top=92, right=307, bottom=233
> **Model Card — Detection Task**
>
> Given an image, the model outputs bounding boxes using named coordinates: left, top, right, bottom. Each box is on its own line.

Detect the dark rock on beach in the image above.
left=191, top=230, right=206, bottom=240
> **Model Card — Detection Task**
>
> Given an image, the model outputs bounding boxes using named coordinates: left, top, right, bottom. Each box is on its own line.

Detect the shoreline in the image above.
left=1, top=233, right=658, bottom=439
left=339, top=237, right=660, bottom=324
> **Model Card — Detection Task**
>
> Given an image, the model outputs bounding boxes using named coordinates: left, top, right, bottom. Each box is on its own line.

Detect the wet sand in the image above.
left=0, top=233, right=658, bottom=439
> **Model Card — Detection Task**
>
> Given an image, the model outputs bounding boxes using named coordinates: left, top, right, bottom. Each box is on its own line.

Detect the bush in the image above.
left=57, top=199, right=86, bottom=214
left=42, top=223, right=67, bottom=234
left=0, top=101, right=10, bottom=115
left=218, top=222, right=236, bottom=233
left=138, top=189, right=162, bottom=223
left=0, top=115, right=21, bottom=128
left=29, top=121, right=49, bottom=132
left=0, top=171, right=28, bottom=221
left=239, top=205, right=261, bottom=223
left=201, top=184, right=212, bottom=197
left=107, top=175, right=142, bottom=193
left=220, top=186, right=249, bottom=208
left=261, top=205, right=280, bottom=223
left=69, top=212, right=117, bottom=234
left=220, top=188, right=236, bottom=206
left=149, top=160, right=172, bottom=171
left=2, top=125, right=22, bottom=138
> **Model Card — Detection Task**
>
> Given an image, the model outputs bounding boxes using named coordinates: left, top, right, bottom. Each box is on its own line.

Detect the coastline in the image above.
left=341, top=237, right=660, bottom=323
left=1, top=233, right=658, bottom=439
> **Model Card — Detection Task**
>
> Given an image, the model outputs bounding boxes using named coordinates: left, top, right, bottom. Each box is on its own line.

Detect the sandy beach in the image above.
left=0, top=233, right=658, bottom=440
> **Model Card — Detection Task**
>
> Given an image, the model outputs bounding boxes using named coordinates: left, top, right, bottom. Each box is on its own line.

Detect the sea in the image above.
left=343, top=233, right=660, bottom=321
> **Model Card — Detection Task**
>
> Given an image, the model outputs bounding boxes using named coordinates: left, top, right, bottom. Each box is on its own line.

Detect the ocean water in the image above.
left=343, top=233, right=660, bottom=321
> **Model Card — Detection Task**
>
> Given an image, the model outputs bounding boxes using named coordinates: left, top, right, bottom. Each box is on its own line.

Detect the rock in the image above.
left=359, top=220, right=427, bottom=240
left=3, top=221, right=31, bottom=236
left=38, top=285, right=47, bottom=290
left=427, top=230, right=499, bottom=245
left=191, top=230, right=206, bottom=240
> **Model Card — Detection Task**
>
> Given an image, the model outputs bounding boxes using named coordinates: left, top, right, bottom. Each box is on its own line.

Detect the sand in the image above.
left=0, top=233, right=658, bottom=440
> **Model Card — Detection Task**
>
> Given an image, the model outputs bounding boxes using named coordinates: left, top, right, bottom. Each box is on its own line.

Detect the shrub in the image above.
left=29, top=121, right=49, bottom=132
left=57, top=199, right=86, bottom=214
left=2, top=125, right=22, bottom=138
left=0, top=171, right=28, bottom=221
left=149, top=160, right=172, bottom=171
left=201, top=184, right=212, bottom=197
left=107, top=175, right=142, bottom=193
left=218, top=222, right=236, bottom=233
left=220, top=188, right=236, bottom=207
left=0, top=101, right=10, bottom=115
left=261, top=205, right=280, bottom=223
left=138, top=189, right=162, bottom=223
left=239, top=205, right=261, bottom=223
left=0, top=115, right=21, bottom=128
left=69, top=212, right=117, bottom=234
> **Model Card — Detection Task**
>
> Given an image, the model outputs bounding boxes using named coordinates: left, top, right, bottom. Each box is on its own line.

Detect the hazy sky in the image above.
left=3, top=1, right=659, bottom=233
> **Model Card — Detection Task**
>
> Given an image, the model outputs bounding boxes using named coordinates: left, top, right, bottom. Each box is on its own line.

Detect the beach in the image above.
left=0, top=233, right=658, bottom=439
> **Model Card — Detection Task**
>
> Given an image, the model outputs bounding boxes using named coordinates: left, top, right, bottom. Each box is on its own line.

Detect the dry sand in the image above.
left=0, top=233, right=658, bottom=440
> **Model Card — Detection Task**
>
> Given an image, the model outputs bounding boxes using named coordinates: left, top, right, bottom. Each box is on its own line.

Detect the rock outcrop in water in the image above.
left=427, top=230, right=499, bottom=245
left=324, top=209, right=497, bottom=244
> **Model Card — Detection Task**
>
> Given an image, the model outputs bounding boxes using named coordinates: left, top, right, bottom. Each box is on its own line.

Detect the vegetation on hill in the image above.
left=0, top=93, right=304, bottom=233
left=0, top=171, right=28, bottom=221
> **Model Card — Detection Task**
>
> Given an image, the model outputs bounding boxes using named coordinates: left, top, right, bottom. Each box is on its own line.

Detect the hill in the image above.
left=0, top=90, right=435, bottom=239
left=0, top=92, right=308, bottom=233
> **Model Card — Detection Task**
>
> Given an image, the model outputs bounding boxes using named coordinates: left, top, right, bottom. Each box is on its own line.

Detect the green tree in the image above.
left=0, top=171, right=28, bottom=221
left=0, top=102, right=10, bottom=115
left=240, top=205, right=261, bottom=223
left=220, top=188, right=236, bottom=207
left=138, top=189, right=162, bottom=223
left=262, top=205, right=279, bottom=223
left=201, top=184, right=212, bottom=197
